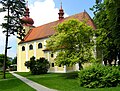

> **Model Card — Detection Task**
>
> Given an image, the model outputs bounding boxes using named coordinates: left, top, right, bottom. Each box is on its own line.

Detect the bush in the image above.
left=78, top=64, right=120, bottom=88
left=25, top=56, right=50, bottom=75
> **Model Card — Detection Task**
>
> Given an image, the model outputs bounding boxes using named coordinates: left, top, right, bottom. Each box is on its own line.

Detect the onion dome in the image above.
left=58, top=2, right=64, bottom=20
left=21, top=7, right=34, bottom=26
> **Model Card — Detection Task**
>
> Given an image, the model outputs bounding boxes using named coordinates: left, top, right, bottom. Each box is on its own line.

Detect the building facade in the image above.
left=17, top=5, right=96, bottom=72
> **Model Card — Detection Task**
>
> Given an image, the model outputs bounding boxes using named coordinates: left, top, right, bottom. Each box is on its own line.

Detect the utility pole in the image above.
left=3, top=0, right=10, bottom=79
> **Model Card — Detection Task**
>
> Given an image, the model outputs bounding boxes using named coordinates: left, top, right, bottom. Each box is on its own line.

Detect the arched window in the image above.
left=29, top=44, right=33, bottom=50
left=22, top=46, right=25, bottom=51
left=51, top=53, right=54, bottom=58
left=38, top=43, right=42, bottom=49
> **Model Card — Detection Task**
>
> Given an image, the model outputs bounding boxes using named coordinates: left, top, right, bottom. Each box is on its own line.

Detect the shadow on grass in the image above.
left=59, top=71, right=79, bottom=79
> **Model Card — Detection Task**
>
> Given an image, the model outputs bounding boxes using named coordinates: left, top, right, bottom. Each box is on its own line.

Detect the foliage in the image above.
left=78, top=64, right=120, bottom=88
left=104, top=0, right=120, bottom=48
left=0, top=54, right=12, bottom=68
left=25, top=56, right=50, bottom=75
left=12, top=56, right=17, bottom=64
left=0, top=0, right=26, bottom=39
left=91, top=0, right=120, bottom=65
left=47, top=19, right=95, bottom=67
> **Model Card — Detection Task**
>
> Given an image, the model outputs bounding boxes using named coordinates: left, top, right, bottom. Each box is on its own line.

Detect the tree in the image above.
left=25, top=56, right=50, bottom=75
left=46, top=19, right=95, bottom=68
left=1, top=0, right=26, bottom=39
left=0, top=0, right=26, bottom=79
left=12, top=56, right=17, bottom=64
left=91, top=0, right=119, bottom=65
left=105, top=0, right=120, bottom=49
left=0, top=54, right=12, bottom=69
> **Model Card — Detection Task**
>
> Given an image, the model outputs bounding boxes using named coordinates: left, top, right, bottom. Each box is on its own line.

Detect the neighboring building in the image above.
left=17, top=5, right=96, bottom=73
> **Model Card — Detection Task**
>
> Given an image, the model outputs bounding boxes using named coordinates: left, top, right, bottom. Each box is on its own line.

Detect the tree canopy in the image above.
left=47, top=19, right=95, bottom=67
left=12, top=56, right=17, bottom=64
left=0, top=0, right=26, bottom=40
left=0, top=54, right=12, bottom=68
left=91, top=0, right=120, bottom=65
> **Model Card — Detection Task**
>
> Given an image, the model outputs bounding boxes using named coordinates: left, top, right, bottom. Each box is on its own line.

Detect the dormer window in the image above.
left=29, top=44, right=33, bottom=50
left=38, top=43, right=42, bottom=49
left=22, top=46, right=25, bottom=51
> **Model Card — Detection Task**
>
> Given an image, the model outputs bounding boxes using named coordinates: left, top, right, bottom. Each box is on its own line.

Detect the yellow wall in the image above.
left=17, top=38, right=48, bottom=72
left=66, top=66, right=73, bottom=71
left=17, top=44, right=28, bottom=72
left=36, top=39, right=45, bottom=59
left=17, top=37, right=78, bottom=73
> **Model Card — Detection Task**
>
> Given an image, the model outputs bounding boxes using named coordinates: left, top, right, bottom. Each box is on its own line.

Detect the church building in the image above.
left=17, top=4, right=96, bottom=73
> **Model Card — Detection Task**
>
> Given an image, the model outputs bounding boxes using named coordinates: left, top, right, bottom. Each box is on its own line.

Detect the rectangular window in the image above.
left=52, top=63, right=54, bottom=67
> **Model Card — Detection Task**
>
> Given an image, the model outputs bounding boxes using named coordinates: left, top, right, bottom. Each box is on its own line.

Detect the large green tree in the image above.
left=1, top=0, right=26, bottom=39
left=91, top=0, right=120, bottom=65
left=105, top=0, right=120, bottom=48
left=0, top=0, right=26, bottom=79
left=47, top=19, right=95, bottom=68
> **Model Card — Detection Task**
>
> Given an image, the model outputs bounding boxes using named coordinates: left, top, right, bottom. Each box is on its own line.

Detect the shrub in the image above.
left=25, top=56, right=50, bottom=75
left=78, top=64, right=120, bottom=88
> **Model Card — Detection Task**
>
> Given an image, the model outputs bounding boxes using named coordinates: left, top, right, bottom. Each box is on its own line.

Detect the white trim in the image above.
left=55, top=66, right=58, bottom=72
left=48, top=71, right=66, bottom=73
left=93, top=36, right=97, bottom=58
left=64, top=65, right=66, bottom=73
left=76, top=63, right=79, bottom=71
left=34, top=42, right=36, bottom=58
left=25, top=44, right=29, bottom=71
left=26, top=44, right=28, bottom=61
left=48, top=52, right=50, bottom=61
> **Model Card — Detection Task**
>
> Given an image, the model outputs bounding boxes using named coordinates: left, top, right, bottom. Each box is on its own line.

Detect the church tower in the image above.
left=21, top=2, right=34, bottom=35
left=17, top=2, right=34, bottom=72
left=58, top=2, right=64, bottom=20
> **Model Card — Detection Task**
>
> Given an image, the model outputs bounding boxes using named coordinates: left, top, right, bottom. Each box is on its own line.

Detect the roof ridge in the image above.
left=19, top=11, right=96, bottom=44
left=35, top=12, right=85, bottom=28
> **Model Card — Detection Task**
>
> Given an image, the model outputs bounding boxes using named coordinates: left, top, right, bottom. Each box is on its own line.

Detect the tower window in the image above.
left=22, top=46, right=25, bottom=51
left=52, top=63, right=54, bottom=67
left=29, top=44, right=33, bottom=50
left=38, top=43, right=42, bottom=49
left=51, top=53, right=54, bottom=58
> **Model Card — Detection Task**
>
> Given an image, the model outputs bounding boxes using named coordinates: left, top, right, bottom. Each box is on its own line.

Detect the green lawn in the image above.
left=0, top=71, right=35, bottom=91
left=16, top=72, right=120, bottom=91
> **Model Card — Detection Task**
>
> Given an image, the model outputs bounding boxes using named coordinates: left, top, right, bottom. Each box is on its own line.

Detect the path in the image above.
left=10, top=72, right=57, bottom=91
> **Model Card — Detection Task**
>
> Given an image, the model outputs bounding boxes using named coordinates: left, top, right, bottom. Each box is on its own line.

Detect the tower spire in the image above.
left=26, top=0, right=28, bottom=8
left=21, top=0, right=34, bottom=26
left=60, top=1, right=62, bottom=9
left=25, top=0, right=29, bottom=17
left=58, top=1, right=64, bottom=20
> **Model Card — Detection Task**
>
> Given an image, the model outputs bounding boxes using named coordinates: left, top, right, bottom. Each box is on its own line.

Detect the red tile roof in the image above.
left=19, top=12, right=96, bottom=44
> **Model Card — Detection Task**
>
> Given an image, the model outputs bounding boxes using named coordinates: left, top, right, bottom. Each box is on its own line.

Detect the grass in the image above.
left=16, top=72, right=120, bottom=91
left=0, top=71, right=35, bottom=91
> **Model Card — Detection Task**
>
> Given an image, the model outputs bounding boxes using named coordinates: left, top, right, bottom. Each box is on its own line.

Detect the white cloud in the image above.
left=0, top=0, right=69, bottom=58
left=29, top=0, right=68, bottom=26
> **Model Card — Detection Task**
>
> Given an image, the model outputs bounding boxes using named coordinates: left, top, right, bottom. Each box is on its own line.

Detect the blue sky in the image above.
left=54, top=0, right=95, bottom=17
left=0, top=0, right=96, bottom=58
left=29, top=0, right=95, bottom=17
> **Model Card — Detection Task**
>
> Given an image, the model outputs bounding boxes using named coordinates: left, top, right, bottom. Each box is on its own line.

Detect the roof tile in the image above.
left=19, top=12, right=96, bottom=43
